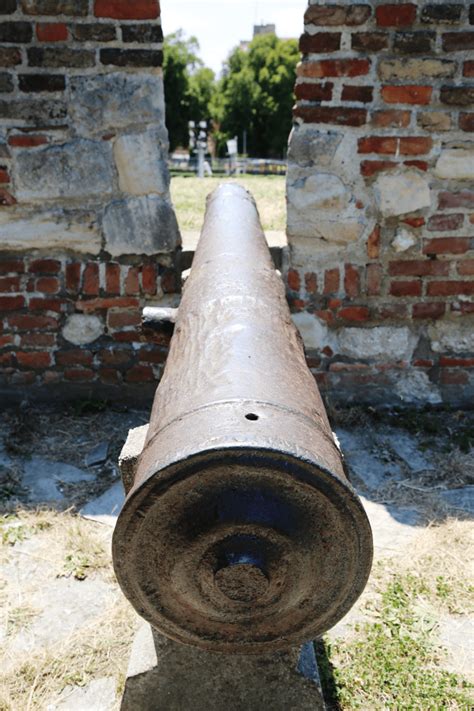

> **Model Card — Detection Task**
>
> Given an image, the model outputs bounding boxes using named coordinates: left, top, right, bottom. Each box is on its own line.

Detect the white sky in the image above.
left=160, top=0, right=307, bottom=75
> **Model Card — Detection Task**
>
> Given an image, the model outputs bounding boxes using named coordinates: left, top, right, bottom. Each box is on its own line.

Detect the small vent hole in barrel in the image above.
left=245, top=413, right=259, bottom=421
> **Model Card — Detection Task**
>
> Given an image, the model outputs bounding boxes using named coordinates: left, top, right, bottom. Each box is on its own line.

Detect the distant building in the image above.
left=253, top=23, right=276, bottom=36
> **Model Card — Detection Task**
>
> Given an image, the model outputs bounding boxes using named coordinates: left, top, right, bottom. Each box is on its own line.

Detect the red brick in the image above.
left=390, top=280, right=422, bottom=297
left=427, top=281, right=474, bottom=296
left=367, top=263, right=382, bottom=295
left=16, top=351, right=51, bottom=369
left=403, top=217, right=425, bottom=228
left=20, top=333, right=56, bottom=348
left=99, top=368, right=121, bottom=384
left=377, top=304, right=408, bottom=319
left=0, top=259, right=24, bottom=275
left=399, top=137, right=433, bottom=155
left=287, top=268, right=301, bottom=291
left=56, top=350, right=93, bottom=366
left=299, top=32, right=341, bottom=53
left=94, top=0, right=159, bottom=19
left=329, top=362, right=370, bottom=372
left=413, top=359, right=434, bottom=368
left=324, top=268, right=340, bottom=294
left=160, top=270, right=177, bottom=294
left=389, top=260, right=450, bottom=277
left=7, top=314, right=58, bottom=330
left=29, top=297, right=65, bottom=312
left=43, top=371, right=62, bottom=385
left=442, top=32, right=474, bottom=52
left=428, top=213, right=464, bottom=232
left=371, top=109, right=411, bottom=127
left=352, top=32, right=388, bottom=51
left=112, top=331, right=141, bottom=343
left=376, top=4, right=417, bottom=27
left=138, top=347, right=167, bottom=364
left=77, top=296, right=139, bottom=313
left=464, top=61, right=474, bottom=77
left=341, top=85, right=373, bottom=103
left=0, top=276, right=21, bottom=292
left=412, top=303, right=445, bottom=319
left=105, top=262, right=120, bottom=295
left=360, top=160, right=397, bottom=177
left=295, top=82, right=333, bottom=102
left=459, top=113, right=474, bottom=132
left=328, top=298, right=342, bottom=310
left=381, top=85, right=432, bottom=105
left=141, top=264, right=157, bottom=295
left=99, top=348, right=132, bottom=366
left=35, top=276, right=60, bottom=294
left=438, top=191, right=474, bottom=209
left=458, top=260, right=474, bottom=276
left=29, top=259, right=61, bottom=274
left=66, top=262, right=81, bottom=293
left=294, top=105, right=367, bottom=126
left=0, top=335, right=14, bottom=348
left=125, top=365, right=155, bottom=383
left=305, top=272, right=318, bottom=294
left=439, top=369, right=468, bottom=385
left=107, top=309, right=141, bottom=329
left=8, top=134, right=48, bottom=147
left=297, top=59, right=370, bottom=78
left=64, top=368, right=96, bottom=381
left=125, top=266, right=140, bottom=296
left=0, top=295, right=25, bottom=310
left=36, top=22, right=68, bottom=42
left=83, top=262, right=99, bottom=296
left=404, top=160, right=429, bottom=171
left=344, top=264, right=360, bottom=298
left=338, top=306, right=369, bottom=321
left=423, top=238, right=470, bottom=255
left=0, top=168, right=10, bottom=183
left=358, top=136, right=397, bottom=154
left=440, top=357, right=474, bottom=368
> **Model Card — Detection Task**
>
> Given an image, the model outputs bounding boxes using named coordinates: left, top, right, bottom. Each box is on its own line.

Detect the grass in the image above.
left=170, top=174, right=287, bottom=233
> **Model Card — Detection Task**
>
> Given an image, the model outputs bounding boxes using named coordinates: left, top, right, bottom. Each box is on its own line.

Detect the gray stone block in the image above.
left=13, top=139, right=114, bottom=202
left=62, top=314, right=104, bottom=346
left=103, top=195, right=180, bottom=257
left=114, top=131, right=169, bottom=197
left=288, top=127, right=342, bottom=167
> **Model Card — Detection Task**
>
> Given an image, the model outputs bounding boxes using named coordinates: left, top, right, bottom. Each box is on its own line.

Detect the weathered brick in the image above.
left=438, top=191, right=474, bottom=209
left=442, top=32, right=474, bottom=51
left=16, top=351, right=51, bottom=368
left=105, top=262, right=120, bottom=295
left=8, top=313, right=58, bottom=330
left=65, top=262, right=81, bottom=293
left=100, top=48, right=162, bottom=67
left=125, top=364, right=154, bottom=382
left=371, top=109, right=410, bottom=128
left=107, top=309, right=140, bottom=329
left=427, top=213, right=464, bottom=232
left=460, top=113, right=474, bottom=132
left=294, top=82, right=333, bottom=101
left=141, top=264, right=157, bottom=295
left=94, top=0, right=159, bottom=20
left=393, top=31, right=435, bottom=53
left=304, top=4, right=371, bottom=26
left=138, top=347, right=167, bottom=364
left=82, top=262, right=99, bottom=295
left=0, top=187, right=15, bottom=204
left=35, top=276, right=59, bottom=293
left=376, top=4, right=417, bottom=27
left=344, top=264, right=360, bottom=298
left=367, top=225, right=381, bottom=259
left=20, top=333, right=56, bottom=348
left=457, top=260, right=474, bottom=276
left=0, top=48, right=21, bottom=66
left=0, top=166, right=10, bottom=182
left=77, top=296, right=139, bottom=313
left=99, top=368, right=121, bottom=383
left=19, top=74, right=66, bottom=92
left=404, top=159, right=428, bottom=170
left=341, top=85, right=373, bottom=103
left=399, top=137, right=432, bottom=155
left=338, top=306, right=369, bottom=322
left=381, top=85, right=432, bottom=105
left=287, top=268, right=300, bottom=291
left=71, top=23, right=116, bottom=41
left=8, top=133, right=48, bottom=146
left=27, top=47, right=95, bottom=68
left=28, top=258, right=61, bottom=274
left=417, top=111, right=451, bottom=131
left=304, top=272, right=317, bottom=294
left=0, top=21, right=33, bottom=42
left=428, top=281, right=474, bottom=296
left=352, top=32, right=388, bottom=51
left=121, top=24, right=163, bottom=43
left=299, top=32, right=341, bottom=53
left=360, top=160, right=397, bottom=177
left=0, top=72, right=13, bottom=92
left=125, top=266, right=140, bottom=296
left=56, top=349, right=93, bottom=366
left=403, top=217, right=425, bottom=228
left=20, top=0, right=89, bottom=15
left=298, top=58, right=370, bottom=78
left=64, top=368, right=95, bottom=381
left=0, top=294, right=25, bottom=310
left=464, top=61, right=474, bottom=77
left=440, top=356, right=474, bottom=367
left=376, top=304, right=408, bottom=320
left=413, top=302, right=445, bottom=319
left=358, top=136, right=397, bottom=154
left=324, top=268, right=340, bottom=294
left=423, top=238, right=470, bottom=255
left=99, top=348, right=132, bottom=366
left=367, top=263, right=382, bottom=295
left=29, top=297, right=64, bottom=312
left=0, top=259, right=24, bottom=274
left=421, top=4, right=463, bottom=23
left=294, top=105, right=367, bottom=126
left=389, top=260, right=449, bottom=277
left=440, top=86, right=474, bottom=107
left=36, top=22, right=68, bottom=42
left=390, top=280, right=422, bottom=297
left=0, top=276, right=21, bottom=292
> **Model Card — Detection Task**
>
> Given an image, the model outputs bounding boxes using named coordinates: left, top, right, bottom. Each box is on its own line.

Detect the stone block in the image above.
left=392, top=228, right=417, bottom=253
left=0, top=208, right=101, bottom=253
left=338, top=327, right=417, bottom=361
left=429, top=320, right=474, bottom=353
left=69, top=72, right=166, bottom=138
left=114, top=131, right=169, bottom=196
left=378, top=58, right=456, bottom=81
left=287, top=171, right=350, bottom=212
left=374, top=171, right=431, bottom=217
left=292, top=312, right=333, bottom=352
left=394, top=370, right=441, bottom=405
left=434, top=149, right=474, bottom=180
left=287, top=127, right=342, bottom=167
left=62, top=314, right=104, bottom=346
left=13, top=139, right=114, bottom=202
left=103, top=195, right=180, bottom=257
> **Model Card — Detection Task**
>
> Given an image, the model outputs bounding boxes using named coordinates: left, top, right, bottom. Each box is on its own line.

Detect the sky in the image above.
left=160, top=0, right=307, bottom=75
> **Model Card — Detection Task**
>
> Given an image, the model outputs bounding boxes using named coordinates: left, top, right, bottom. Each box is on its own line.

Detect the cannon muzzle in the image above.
left=112, top=184, right=373, bottom=654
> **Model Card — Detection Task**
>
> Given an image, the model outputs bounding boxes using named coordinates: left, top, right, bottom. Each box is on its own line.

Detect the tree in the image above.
left=214, top=34, right=299, bottom=158
left=163, top=31, right=216, bottom=152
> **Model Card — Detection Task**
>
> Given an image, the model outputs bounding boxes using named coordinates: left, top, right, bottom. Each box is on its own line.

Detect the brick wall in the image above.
left=0, top=0, right=180, bottom=401
left=287, top=0, right=474, bottom=406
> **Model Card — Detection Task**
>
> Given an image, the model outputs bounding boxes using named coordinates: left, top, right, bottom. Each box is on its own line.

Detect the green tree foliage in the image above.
left=213, top=34, right=299, bottom=158
left=163, top=31, right=216, bottom=151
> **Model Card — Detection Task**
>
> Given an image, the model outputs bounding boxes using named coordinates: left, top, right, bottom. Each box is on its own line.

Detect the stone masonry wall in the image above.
left=0, top=0, right=181, bottom=400
left=287, top=0, right=474, bottom=406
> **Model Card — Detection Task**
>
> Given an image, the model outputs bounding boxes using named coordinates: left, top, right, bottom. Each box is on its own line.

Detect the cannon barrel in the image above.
left=112, top=184, right=373, bottom=654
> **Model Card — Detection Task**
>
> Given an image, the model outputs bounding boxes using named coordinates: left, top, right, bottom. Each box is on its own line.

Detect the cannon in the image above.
left=112, top=184, right=373, bottom=655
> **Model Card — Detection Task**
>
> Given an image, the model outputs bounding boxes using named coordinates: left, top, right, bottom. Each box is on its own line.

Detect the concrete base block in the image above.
left=121, top=622, right=325, bottom=711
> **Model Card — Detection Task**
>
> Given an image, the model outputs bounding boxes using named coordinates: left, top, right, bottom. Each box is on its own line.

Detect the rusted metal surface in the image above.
left=113, top=184, right=373, bottom=654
